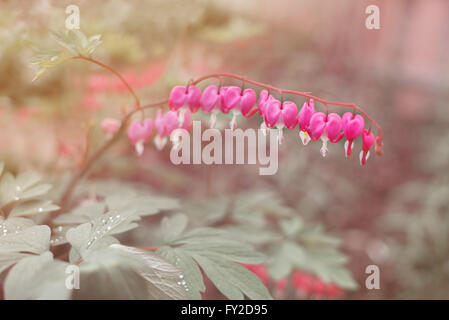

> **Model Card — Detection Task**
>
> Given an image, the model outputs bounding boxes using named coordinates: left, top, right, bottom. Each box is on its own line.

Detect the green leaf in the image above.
left=10, top=200, right=59, bottom=217
left=0, top=170, right=54, bottom=210
left=192, top=254, right=272, bottom=300
left=73, top=245, right=187, bottom=300
left=160, top=213, right=189, bottom=243
left=0, top=225, right=51, bottom=273
left=31, top=30, right=102, bottom=81
left=4, top=251, right=71, bottom=300
left=157, top=246, right=205, bottom=300
left=66, top=208, right=139, bottom=259
left=157, top=216, right=271, bottom=300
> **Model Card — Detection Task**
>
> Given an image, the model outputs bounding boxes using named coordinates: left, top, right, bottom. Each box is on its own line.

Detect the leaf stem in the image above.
left=73, top=56, right=141, bottom=110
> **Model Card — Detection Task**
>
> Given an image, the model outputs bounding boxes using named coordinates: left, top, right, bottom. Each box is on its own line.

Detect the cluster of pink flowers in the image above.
left=243, top=264, right=342, bottom=299
left=100, top=83, right=381, bottom=164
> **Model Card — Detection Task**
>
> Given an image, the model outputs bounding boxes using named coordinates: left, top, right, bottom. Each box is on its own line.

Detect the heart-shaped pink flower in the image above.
left=257, top=90, right=272, bottom=116
left=169, top=85, right=202, bottom=112
left=360, top=129, right=375, bottom=165
left=342, top=112, right=365, bottom=157
left=168, top=86, right=186, bottom=111
left=281, top=101, right=298, bottom=129
left=297, top=99, right=315, bottom=132
left=127, top=118, right=154, bottom=155
left=163, top=111, right=179, bottom=136
left=154, top=109, right=182, bottom=150
left=325, top=113, right=342, bottom=142
left=127, top=119, right=153, bottom=145
left=310, top=112, right=342, bottom=157
left=223, top=86, right=242, bottom=112
left=309, top=112, right=326, bottom=139
left=263, top=98, right=281, bottom=128
left=218, top=87, right=230, bottom=113
left=240, top=89, right=257, bottom=116
left=101, top=118, right=121, bottom=138
left=342, top=112, right=364, bottom=141
left=200, top=85, right=219, bottom=113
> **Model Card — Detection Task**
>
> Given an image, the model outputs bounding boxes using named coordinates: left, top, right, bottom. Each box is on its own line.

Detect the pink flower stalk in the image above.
left=360, top=129, right=375, bottom=165
left=309, top=112, right=343, bottom=157
left=101, top=118, right=121, bottom=139
left=342, top=112, right=365, bottom=157
left=154, top=110, right=179, bottom=150
left=168, top=85, right=202, bottom=126
left=200, top=85, right=229, bottom=128
left=223, top=86, right=257, bottom=129
left=127, top=118, right=154, bottom=156
left=297, top=99, right=315, bottom=145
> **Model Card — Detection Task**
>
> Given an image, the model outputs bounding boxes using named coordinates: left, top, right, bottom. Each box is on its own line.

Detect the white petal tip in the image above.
left=299, top=131, right=310, bottom=146
left=135, top=141, right=144, bottom=156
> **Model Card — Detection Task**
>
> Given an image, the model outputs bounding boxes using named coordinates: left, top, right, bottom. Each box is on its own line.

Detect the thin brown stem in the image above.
left=73, top=56, right=141, bottom=110
left=57, top=101, right=166, bottom=211
left=192, top=72, right=383, bottom=138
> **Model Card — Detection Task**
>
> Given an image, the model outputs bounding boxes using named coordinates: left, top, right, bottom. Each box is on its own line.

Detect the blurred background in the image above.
left=1, top=0, right=449, bottom=299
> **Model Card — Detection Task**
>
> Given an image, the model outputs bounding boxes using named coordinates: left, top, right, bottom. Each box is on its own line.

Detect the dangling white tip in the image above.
left=344, top=140, right=354, bottom=157
left=135, top=140, right=144, bottom=156
left=209, top=112, right=217, bottom=129
left=230, top=113, right=238, bottom=130
left=154, top=135, right=167, bottom=150
left=178, top=108, right=186, bottom=127
left=320, top=138, right=329, bottom=157
left=170, top=134, right=181, bottom=151
left=260, top=122, right=268, bottom=136
left=359, top=150, right=370, bottom=165
left=299, top=131, right=310, bottom=146
left=277, top=127, right=284, bottom=144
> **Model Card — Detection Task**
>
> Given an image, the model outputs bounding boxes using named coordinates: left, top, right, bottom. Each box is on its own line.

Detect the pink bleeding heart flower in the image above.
left=342, top=112, right=365, bottom=157
left=360, top=129, right=375, bottom=165
left=200, top=85, right=228, bottom=128
left=181, top=109, right=192, bottom=130
left=154, top=110, right=179, bottom=150
left=297, top=99, right=315, bottom=145
left=169, top=85, right=201, bottom=126
left=101, top=118, right=121, bottom=139
left=168, top=85, right=201, bottom=112
left=257, top=90, right=271, bottom=116
left=225, top=87, right=257, bottom=129
left=240, top=88, right=257, bottom=117
left=263, top=98, right=281, bottom=129
left=258, top=90, right=275, bottom=135
left=200, top=85, right=219, bottom=113
left=309, top=112, right=342, bottom=157
left=281, top=101, right=298, bottom=130
left=127, top=118, right=154, bottom=156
